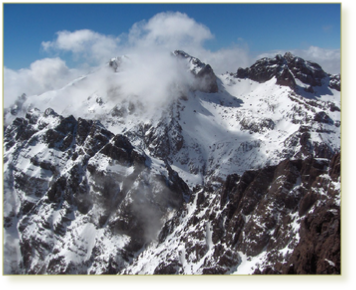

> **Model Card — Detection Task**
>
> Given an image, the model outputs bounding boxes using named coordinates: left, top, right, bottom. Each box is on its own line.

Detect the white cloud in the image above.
left=5, top=12, right=341, bottom=115
left=296, top=46, right=340, bottom=74
left=39, top=12, right=213, bottom=67
left=38, top=12, right=250, bottom=74
left=42, top=29, right=120, bottom=65
left=197, top=46, right=251, bottom=74
left=127, top=12, right=213, bottom=50
left=4, top=58, right=82, bottom=107
left=121, top=12, right=251, bottom=74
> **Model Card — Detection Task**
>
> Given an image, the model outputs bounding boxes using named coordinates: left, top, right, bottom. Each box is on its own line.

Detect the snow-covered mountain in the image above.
left=3, top=51, right=340, bottom=274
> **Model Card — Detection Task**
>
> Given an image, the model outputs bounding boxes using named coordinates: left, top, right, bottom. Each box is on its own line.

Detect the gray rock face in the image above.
left=173, top=50, right=219, bottom=93
left=284, top=52, right=326, bottom=87
left=237, top=53, right=296, bottom=89
left=328, top=74, right=341, bottom=91
left=3, top=108, right=190, bottom=274
left=121, top=153, right=340, bottom=275
left=236, top=52, right=339, bottom=91
left=3, top=52, right=340, bottom=275
left=3, top=108, right=341, bottom=275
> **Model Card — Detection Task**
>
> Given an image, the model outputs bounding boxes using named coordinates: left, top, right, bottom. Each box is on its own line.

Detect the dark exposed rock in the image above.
left=6, top=117, right=38, bottom=143
left=4, top=108, right=192, bottom=274
left=100, top=143, right=132, bottom=165
left=44, top=108, right=58, bottom=117
left=328, top=74, right=341, bottom=91
left=110, top=105, right=127, bottom=118
left=196, top=64, right=219, bottom=93
left=239, top=166, right=277, bottom=216
left=298, top=191, right=318, bottom=216
left=3, top=72, right=340, bottom=276
left=99, top=135, right=135, bottom=165
left=199, top=153, right=340, bottom=272
left=25, top=108, right=41, bottom=124
left=141, top=104, right=185, bottom=161
left=154, top=260, right=181, bottom=274
left=83, top=123, right=114, bottom=156
left=313, top=143, right=334, bottom=159
left=236, top=53, right=296, bottom=89
left=298, top=131, right=313, bottom=158
left=276, top=66, right=296, bottom=88
left=113, top=134, right=134, bottom=153
left=47, top=176, right=67, bottom=203
left=281, top=203, right=340, bottom=274
left=165, top=161, right=191, bottom=203
left=328, top=103, right=340, bottom=112
left=220, top=173, right=240, bottom=207
left=20, top=200, right=36, bottom=215
left=284, top=52, right=326, bottom=87
left=202, top=266, right=228, bottom=274
left=55, top=115, right=77, bottom=134
left=240, top=117, right=275, bottom=133
left=76, top=118, right=94, bottom=146
left=236, top=52, right=334, bottom=91
left=44, top=128, right=63, bottom=148
left=158, top=218, right=176, bottom=243
left=30, top=156, right=56, bottom=173
left=314, top=111, right=333, bottom=124
left=329, top=152, right=340, bottom=180
left=215, top=247, right=240, bottom=268
left=173, top=50, right=218, bottom=93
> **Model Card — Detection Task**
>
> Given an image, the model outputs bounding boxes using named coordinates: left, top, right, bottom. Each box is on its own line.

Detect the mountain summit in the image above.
left=236, top=52, right=340, bottom=92
left=3, top=51, right=340, bottom=274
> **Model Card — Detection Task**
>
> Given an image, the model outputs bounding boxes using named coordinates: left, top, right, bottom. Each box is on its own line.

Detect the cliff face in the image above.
left=3, top=110, right=190, bottom=274
left=236, top=52, right=340, bottom=92
left=122, top=154, right=340, bottom=274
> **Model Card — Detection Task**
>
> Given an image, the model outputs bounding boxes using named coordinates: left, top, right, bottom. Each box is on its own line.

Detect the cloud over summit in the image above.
left=42, top=29, right=120, bottom=65
left=4, top=58, right=80, bottom=107
left=127, top=12, right=214, bottom=49
left=4, top=11, right=340, bottom=110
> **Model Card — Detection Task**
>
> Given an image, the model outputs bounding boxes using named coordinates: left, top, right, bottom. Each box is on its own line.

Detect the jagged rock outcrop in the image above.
left=236, top=53, right=296, bottom=89
left=236, top=52, right=339, bottom=92
left=173, top=50, right=218, bottom=93
left=3, top=51, right=340, bottom=275
left=123, top=154, right=340, bottom=274
left=3, top=108, right=191, bottom=274
left=328, top=74, right=341, bottom=91
left=283, top=52, right=326, bottom=87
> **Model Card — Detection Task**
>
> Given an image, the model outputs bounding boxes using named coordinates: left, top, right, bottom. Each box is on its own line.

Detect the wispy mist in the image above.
left=4, top=58, right=82, bottom=107
left=4, top=11, right=340, bottom=113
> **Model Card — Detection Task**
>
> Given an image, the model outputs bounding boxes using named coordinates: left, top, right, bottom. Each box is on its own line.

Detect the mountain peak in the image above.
left=283, top=51, right=295, bottom=60
left=236, top=53, right=334, bottom=91
left=173, top=50, right=218, bottom=93
left=4, top=47, right=341, bottom=275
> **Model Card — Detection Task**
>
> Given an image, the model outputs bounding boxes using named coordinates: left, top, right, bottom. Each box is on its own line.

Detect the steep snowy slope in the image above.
left=122, top=153, right=340, bottom=274
left=4, top=51, right=340, bottom=188
left=3, top=109, right=190, bottom=274
left=3, top=51, right=340, bottom=274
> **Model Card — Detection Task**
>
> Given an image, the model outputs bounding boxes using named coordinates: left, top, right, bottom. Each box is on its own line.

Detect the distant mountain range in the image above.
left=3, top=50, right=340, bottom=274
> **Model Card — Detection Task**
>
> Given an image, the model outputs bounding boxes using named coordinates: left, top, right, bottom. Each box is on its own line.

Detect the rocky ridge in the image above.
left=123, top=153, right=340, bottom=274
left=3, top=51, right=341, bottom=274
left=236, top=52, right=340, bottom=92
left=3, top=109, right=190, bottom=274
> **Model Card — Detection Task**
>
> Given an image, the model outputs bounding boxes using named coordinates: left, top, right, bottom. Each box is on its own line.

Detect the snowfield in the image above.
left=3, top=51, right=340, bottom=274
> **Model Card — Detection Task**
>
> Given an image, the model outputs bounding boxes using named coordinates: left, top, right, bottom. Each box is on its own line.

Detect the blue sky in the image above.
left=4, top=3, right=340, bottom=70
